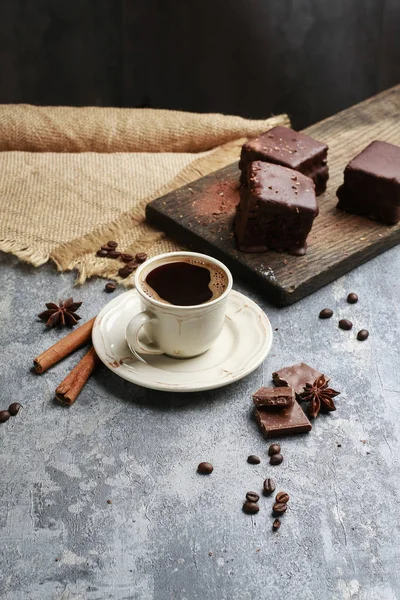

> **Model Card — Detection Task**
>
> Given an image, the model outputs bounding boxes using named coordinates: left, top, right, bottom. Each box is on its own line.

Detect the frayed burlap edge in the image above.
left=0, top=239, right=50, bottom=267
left=50, top=138, right=251, bottom=287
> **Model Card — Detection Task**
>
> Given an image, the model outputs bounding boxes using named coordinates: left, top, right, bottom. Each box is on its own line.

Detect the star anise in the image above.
left=299, top=375, right=340, bottom=418
left=38, top=298, right=82, bottom=328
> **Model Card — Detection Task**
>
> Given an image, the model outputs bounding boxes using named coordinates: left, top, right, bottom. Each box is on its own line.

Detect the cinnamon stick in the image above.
left=33, top=317, right=96, bottom=374
left=55, top=346, right=99, bottom=405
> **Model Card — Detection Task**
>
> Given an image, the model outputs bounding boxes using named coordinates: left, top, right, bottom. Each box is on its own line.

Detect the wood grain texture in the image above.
left=146, top=85, right=400, bottom=306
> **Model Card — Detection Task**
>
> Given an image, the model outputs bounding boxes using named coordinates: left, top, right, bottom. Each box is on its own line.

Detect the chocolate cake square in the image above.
left=336, top=140, right=400, bottom=225
left=234, top=161, right=318, bottom=256
left=239, top=126, right=329, bottom=195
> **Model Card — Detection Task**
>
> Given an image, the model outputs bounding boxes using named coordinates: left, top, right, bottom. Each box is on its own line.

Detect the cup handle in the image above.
left=125, top=310, right=164, bottom=357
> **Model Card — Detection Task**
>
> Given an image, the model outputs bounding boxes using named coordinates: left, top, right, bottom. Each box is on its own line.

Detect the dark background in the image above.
left=1, top=0, right=399, bottom=129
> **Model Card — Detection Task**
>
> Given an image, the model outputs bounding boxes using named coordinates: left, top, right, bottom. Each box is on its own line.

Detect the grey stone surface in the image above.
left=0, top=249, right=399, bottom=600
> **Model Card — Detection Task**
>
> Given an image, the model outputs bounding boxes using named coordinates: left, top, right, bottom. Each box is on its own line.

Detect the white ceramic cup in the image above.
left=125, top=251, right=233, bottom=358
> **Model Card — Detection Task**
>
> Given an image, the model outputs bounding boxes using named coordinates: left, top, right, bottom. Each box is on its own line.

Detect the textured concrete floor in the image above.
left=0, top=248, right=400, bottom=600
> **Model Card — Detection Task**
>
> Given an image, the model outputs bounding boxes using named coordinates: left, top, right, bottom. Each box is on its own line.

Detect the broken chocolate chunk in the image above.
left=253, top=386, right=295, bottom=408
left=255, top=401, right=312, bottom=438
left=272, top=362, right=323, bottom=397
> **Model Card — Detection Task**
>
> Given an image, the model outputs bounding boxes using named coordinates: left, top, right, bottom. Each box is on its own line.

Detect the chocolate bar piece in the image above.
left=234, top=161, right=318, bottom=256
left=336, top=140, right=400, bottom=225
left=239, top=126, right=329, bottom=195
left=255, top=402, right=312, bottom=438
left=252, top=386, right=295, bottom=408
left=272, top=362, right=323, bottom=397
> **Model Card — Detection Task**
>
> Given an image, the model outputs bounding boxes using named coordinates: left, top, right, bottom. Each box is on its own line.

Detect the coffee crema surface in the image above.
left=141, top=259, right=229, bottom=306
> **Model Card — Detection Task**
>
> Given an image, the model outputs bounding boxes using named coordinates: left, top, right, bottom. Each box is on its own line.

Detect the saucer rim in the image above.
left=92, top=289, right=273, bottom=393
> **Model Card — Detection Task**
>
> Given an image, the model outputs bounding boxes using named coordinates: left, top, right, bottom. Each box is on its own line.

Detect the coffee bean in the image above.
left=0, top=410, right=11, bottom=423
left=135, top=252, right=148, bottom=263
left=120, top=253, right=134, bottom=263
left=97, top=249, right=109, bottom=257
left=197, top=462, right=213, bottom=475
left=108, top=250, right=121, bottom=259
left=319, top=308, right=333, bottom=319
left=276, top=491, right=290, bottom=504
left=243, top=501, right=259, bottom=514
left=8, top=403, right=22, bottom=416
left=127, top=261, right=139, bottom=270
left=118, top=265, right=134, bottom=279
left=270, top=453, right=283, bottom=466
left=263, top=478, right=276, bottom=495
left=357, top=329, right=369, bottom=341
left=339, top=319, right=353, bottom=330
left=268, top=443, right=281, bottom=456
left=107, top=241, right=118, bottom=249
left=347, top=293, right=358, bottom=304
left=246, top=492, right=260, bottom=503
left=272, top=502, right=287, bottom=516
left=101, top=245, right=111, bottom=251
left=247, top=455, right=261, bottom=465
left=105, top=282, right=117, bottom=293
left=272, top=518, right=281, bottom=531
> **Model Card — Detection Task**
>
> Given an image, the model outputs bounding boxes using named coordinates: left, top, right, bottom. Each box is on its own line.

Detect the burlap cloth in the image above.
left=0, top=104, right=289, bottom=284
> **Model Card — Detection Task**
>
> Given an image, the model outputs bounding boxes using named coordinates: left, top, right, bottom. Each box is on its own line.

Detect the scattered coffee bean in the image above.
left=247, top=454, right=261, bottom=465
left=120, top=253, right=134, bottom=263
left=101, top=244, right=111, bottom=251
left=347, top=293, right=358, bottom=304
left=319, top=308, right=333, bottom=319
left=135, top=252, right=148, bottom=263
left=107, top=241, right=118, bottom=249
left=246, top=492, right=260, bottom=503
left=8, top=402, right=22, bottom=416
left=107, top=499, right=113, bottom=504
left=272, top=518, right=281, bottom=532
left=127, top=261, right=139, bottom=270
left=243, top=501, right=259, bottom=514
left=270, top=453, right=284, bottom=466
left=97, top=249, right=109, bottom=257
left=105, top=282, right=117, bottom=293
left=118, top=265, right=134, bottom=279
left=357, top=329, right=369, bottom=341
left=197, top=462, right=213, bottom=475
left=0, top=410, right=11, bottom=423
left=272, top=502, right=288, bottom=516
left=268, top=443, right=281, bottom=456
left=276, top=491, right=290, bottom=504
left=108, top=250, right=121, bottom=259
left=263, top=478, right=276, bottom=495
left=339, top=319, right=353, bottom=330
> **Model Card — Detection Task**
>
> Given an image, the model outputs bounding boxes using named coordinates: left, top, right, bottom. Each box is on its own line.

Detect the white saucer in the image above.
left=92, top=289, right=273, bottom=392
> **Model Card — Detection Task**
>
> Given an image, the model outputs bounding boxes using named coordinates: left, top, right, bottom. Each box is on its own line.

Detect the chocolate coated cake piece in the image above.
left=239, top=126, right=329, bottom=195
left=234, top=161, right=318, bottom=256
left=336, top=140, right=400, bottom=225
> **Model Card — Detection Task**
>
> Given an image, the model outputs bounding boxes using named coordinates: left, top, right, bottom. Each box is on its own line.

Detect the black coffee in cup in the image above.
left=141, top=259, right=229, bottom=306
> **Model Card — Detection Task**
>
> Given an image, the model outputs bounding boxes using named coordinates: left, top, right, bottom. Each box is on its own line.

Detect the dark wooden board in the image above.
left=146, top=86, right=400, bottom=306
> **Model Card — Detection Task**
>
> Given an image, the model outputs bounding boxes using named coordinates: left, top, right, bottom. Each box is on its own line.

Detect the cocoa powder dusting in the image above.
left=191, top=180, right=240, bottom=224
